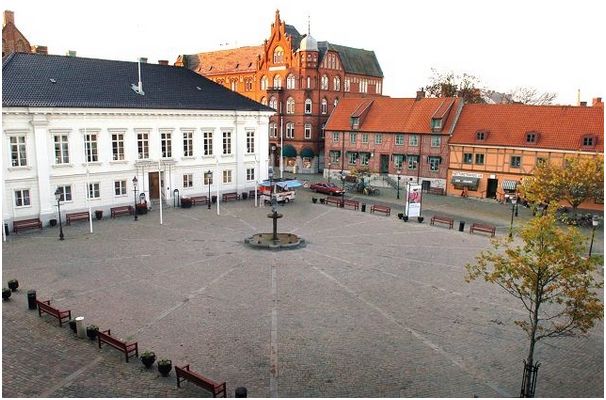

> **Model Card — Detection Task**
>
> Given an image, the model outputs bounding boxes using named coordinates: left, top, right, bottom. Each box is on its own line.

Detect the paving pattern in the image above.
left=2, top=184, right=603, bottom=397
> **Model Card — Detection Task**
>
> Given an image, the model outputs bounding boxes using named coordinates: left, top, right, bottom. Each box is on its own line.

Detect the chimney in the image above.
left=158, top=60, right=169, bottom=65
left=592, top=97, right=603, bottom=107
left=3, top=10, right=14, bottom=26
left=416, top=90, right=425, bottom=100
left=579, top=101, right=587, bottom=107
left=139, top=57, right=147, bottom=63
left=66, top=50, right=77, bottom=57
left=33, top=45, right=48, bottom=55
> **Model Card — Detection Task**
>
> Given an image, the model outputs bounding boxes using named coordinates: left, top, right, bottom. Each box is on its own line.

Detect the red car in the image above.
left=309, top=182, right=345, bottom=196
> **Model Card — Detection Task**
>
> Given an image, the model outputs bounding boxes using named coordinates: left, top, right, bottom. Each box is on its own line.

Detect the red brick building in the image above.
left=324, top=95, right=463, bottom=191
left=2, top=10, right=47, bottom=56
left=176, top=10, right=384, bottom=174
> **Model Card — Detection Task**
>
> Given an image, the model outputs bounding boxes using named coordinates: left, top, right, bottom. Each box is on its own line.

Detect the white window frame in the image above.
left=111, top=131, right=125, bottom=161
left=333, top=76, right=340, bottom=91
left=223, top=169, right=232, bottom=184
left=87, top=182, right=101, bottom=199
left=269, top=123, right=278, bottom=138
left=83, top=132, right=99, bottom=162
left=286, top=74, right=296, bottom=89
left=375, top=134, right=383, bottom=144
left=321, top=75, right=329, bottom=90
left=269, top=97, right=278, bottom=110
left=332, top=132, right=340, bottom=142
left=203, top=131, right=213, bottom=156
left=246, top=131, right=255, bottom=154
left=54, top=134, right=70, bottom=164
left=183, top=174, right=193, bottom=188
left=286, top=97, right=295, bottom=114
left=161, top=131, right=172, bottom=158
left=395, top=134, right=404, bottom=145
left=344, top=78, right=350, bottom=92
left=182, top=131, right=193, bottom=157
left=114, top=180, right=127, bottom=196
left=304, top=99, right=312, bottom=114
left=9, top=135, right=27, bottom=167
left=222, top=131, right=232, bottom=155
left=361, top=133, right=368, bottom=144
left=56, top=185, right=72, bottom=202
left=409, top=134, right=419, bottom=147
left=431, top=135, right=441, bottom=147
left=137, top=131, right=149, bottom=159
left=286, top=123, right=295, bottom=139
left=321, top=98, right=328, bottom=114
left=428, top=156, right=441, bottom=171
left=14, top=188, right=31, bottom=207
left=261, top=76, right=268, bottom=90
left=304, top=124, right=312, bottom=140
left=246, top=168, right=255, bottom=181
left=408, top=155, right=419, bottom=170
left=273, top=75, right=282, bottom=89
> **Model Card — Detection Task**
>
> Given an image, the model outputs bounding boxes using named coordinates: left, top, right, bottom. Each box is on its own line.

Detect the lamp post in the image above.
left=396, top=169, right=402, bottom=200
left=589, top=215, right=599, bottom=257
left=509, top=196, right=517, bottom=238
left=132, top=176, right=138, bottom=221
left=327, top=162, right=332, bottom=183
left=54, top=188, right=64, bottom=241
left=205, top=170, right=212, bottom=210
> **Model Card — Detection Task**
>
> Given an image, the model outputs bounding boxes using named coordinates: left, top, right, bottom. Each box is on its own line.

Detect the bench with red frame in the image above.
left=190, top=196, right=209, bottom=206
left=470, top=222, right=496, bottom=237
left=175, top=364, right=226, bottom=397
left=36, top=299, right=71, bottom=327
left=370, top=204, right=391, bottom=216
left=343, top=199, right=360, bottom=210
left=430, top=215, right=454, bottom=229
left=222, top=192, right=240, bottom=202
left=110, top=206, right=133, bottom=218
left=65, top=211, right=90, bottom=225
left=325, top=196, right=343, bottom=207
left=13, top=218, right=42, bottom=233
left=427, top=187, right=445, bottom=196
left=97, top=329, right=138, bottom=362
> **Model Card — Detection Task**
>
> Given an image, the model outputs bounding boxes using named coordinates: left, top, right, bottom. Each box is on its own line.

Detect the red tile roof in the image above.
left=190, top=46, right=263, bottom=75
left=450, top=103, right=604, bottom=152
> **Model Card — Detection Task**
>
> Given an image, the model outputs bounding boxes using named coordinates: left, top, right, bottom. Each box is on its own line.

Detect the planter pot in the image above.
left=397, top=213, right=404, bottom=220
left=86, top=326, right=99, bottom=340
left=211, top=195, right=217, bottom=204
left=241, top=192, right=248, bottom=200
left=95, top=210, right=103, bottom=220
left=181, top=198, right=192, bottom=208
left=69, top=319, right=77, bottom=333
left=136, top=205, right=148, bottom=215
left=418, top=216, right=424, bottom=223
left=319, top=198, right=325, bottom=204
left=312, top=198, right=318, bottom=204
left=2, top=288, right=12, bottom=301
left=157, top=361, right=172, bottom=377
left=8, top=279, right=19, bottom=291
left=141, top=353, right=156, bottom=369
left=403, top=216, right=409, bottom=222
left=49, top=219, right=57, bottom=227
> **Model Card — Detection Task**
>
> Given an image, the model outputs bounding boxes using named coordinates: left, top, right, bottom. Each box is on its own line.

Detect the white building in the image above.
left=2, top=53, right=274, bottom=228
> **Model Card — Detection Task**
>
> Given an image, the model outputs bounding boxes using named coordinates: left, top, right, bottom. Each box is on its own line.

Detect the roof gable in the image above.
left=318, top=41, right=383, bottom=78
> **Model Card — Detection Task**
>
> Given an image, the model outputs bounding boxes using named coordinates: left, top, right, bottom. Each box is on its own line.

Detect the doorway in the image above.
left=149, top=172, right=160, bottom=199
left=380, top=155, right=389, bottom=174
left=486, top=178, right=498, bottom=199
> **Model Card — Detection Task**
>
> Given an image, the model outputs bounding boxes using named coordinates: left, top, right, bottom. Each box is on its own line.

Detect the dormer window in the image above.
left=431, top=118, right=443, bottom=131
left=475, top=131, right=487, bottom=141
left=351, top=117, right=360, bottom=130
left=526, top=132, right=538, bottom=144
left=582, top=135, right=596, bottom=147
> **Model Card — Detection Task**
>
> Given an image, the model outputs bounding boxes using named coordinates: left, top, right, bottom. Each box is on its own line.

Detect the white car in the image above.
left=260, top=190, right=296, bottom=204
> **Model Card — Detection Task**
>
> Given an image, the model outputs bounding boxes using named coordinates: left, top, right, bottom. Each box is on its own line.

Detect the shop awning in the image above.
left=301, top=147, right=315, bottom=158
left=451, top=176, right=480, bottom=188
left=502, top=180, right=518, bottom=190
left=282, top=145, right=297, bottom=157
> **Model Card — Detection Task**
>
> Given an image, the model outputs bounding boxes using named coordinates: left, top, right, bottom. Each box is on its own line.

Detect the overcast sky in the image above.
left=3, top=0, right=604, bottom=105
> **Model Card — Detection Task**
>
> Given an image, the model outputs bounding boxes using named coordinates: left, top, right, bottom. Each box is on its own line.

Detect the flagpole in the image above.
left=158, top=160, right=163, bottom=225
left=216, top=158, right=220, bottom=216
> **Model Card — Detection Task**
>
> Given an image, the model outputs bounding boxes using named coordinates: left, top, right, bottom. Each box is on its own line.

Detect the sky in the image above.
left=3, top=0, right=604, bottom=106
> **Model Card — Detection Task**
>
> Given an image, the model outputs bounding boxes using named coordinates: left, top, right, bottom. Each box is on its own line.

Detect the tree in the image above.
left=465, top=210, right=603, bottom=397
left=503, top=87, right=557, bottom=105
left=424, top=69, right=485, bottom=104
left=519, top=156, right=604, bottom=218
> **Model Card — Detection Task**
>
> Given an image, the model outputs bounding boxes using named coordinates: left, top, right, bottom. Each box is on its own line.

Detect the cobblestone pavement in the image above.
left=2, top=185, right=603, bottom=397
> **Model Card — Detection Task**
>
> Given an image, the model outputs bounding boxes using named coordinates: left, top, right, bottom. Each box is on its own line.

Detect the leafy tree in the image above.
left=520, top=156, right=604, bottom=217
left=466, top=209, right=603, bottom=397
left=424, top=69, right=485, bottom=104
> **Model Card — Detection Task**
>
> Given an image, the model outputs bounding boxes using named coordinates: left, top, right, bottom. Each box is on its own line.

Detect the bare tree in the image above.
left=503, top=87, right=557, bottom=105
left=424, top=68, right=485, bottom=103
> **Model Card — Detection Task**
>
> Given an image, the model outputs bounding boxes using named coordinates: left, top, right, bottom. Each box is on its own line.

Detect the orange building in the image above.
left=448, top=98, right=604, bottom=210
left=176, top=10, right=384, bottom=174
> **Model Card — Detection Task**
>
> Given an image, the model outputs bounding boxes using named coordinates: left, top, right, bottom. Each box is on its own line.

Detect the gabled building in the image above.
left=448, top=99, right=604, bottom=210
left=176, top=10, right=384, bottom=174
left=324, top=95, right=463, bottom=191
left=2, top=53, right=274, bottom=227
left=2, top=10, right=48, bottom=56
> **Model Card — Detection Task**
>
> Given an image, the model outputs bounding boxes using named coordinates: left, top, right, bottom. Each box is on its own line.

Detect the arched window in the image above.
left=305, top=98, right=312, bottom=114
left=273, top=46, right=284, bottom=64
left=269, top=122, right=277, bottom=138
left=260, top=97, right=267, bottom=105
left=321, top=98, right=328, bottom=114
left=286, top=97, right=295, bottom=114
left=321, top=75, right=329, bottom=90
left=273, top=75, right=282, bottom=89
left=260, top=76, right=268, bottom=90
left=269, top=97, right=278, bottom=110
left=304, top=123, right=312, bottom=139
left=344, top=78, right=350, bottom=92
left=286, top=74, right=296, bottom=89
left=333, top=76, right=341, bottom=91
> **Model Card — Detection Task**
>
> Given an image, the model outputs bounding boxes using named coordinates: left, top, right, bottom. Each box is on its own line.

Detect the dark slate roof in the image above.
left=318, top=41, right=383, bottom=78
left=285, top=24, right=303, bottom=51
left=2, top=53, right=273, bottom=112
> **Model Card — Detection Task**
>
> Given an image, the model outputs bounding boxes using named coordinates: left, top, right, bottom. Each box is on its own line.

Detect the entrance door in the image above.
left=149, top=172, right=160, bottom=199
left=486, top=178, right=498, bottom=199
left=380, top=155, right=389, bottom=174
left=421, top=180, right=431, bottom=192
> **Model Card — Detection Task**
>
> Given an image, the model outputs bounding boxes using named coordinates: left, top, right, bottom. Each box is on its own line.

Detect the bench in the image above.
left=343, top=199, right=360, bottom=210
left=427, top=187, right=445, bottom=196
left=370, top=204, right=391, bottom=216
left=430, top=215, right=454, bottom=229
left=110, top=206, right=133, bottom=218
left=325, top=196, right=343, bottom=207
left=13, top=218, right=42, bottom=233
left=222, top=192, right=240, bottom=202
left=175, top=364, right=226, bottom=397
left=36, top=299, right=71, bottom=327
left=97, top=329, right=138, bottom=362
left=190, top=196, right=209, bottom=206
left=66, top=211, right=90, bottom=225
left=470, top=222, right=496, bottom=237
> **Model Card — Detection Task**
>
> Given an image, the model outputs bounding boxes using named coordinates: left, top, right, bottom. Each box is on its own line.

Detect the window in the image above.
left=408, top=155, right=419, bottom=170
left=269, top=97, right=278, bottom=110
left=375, top=134, right=383, bottom=144
left=9, top=136, right=27, bottom=166
left=332, top=132, right=340, bottom=142
left=348, top=151, right=357, bottom=165
left=244, top=79, right=253, bottom=92
left=333, top=76, right=341, bottom=91
left=306, top=76, right=311, bottom=89
left=344, top=78, right=350, bottom=92
left=87, top=183, right=100, bottom=199
left=349, top=132, right=357, bottom=144
left=359, top=79, right=368, bottom=93
left=269, top=123, right=278, bottom=138
left=430, top=135, right=441, bottom=147
left=475, top=154, right=485, bottom=165
left=511, top=156, right=521, bottom=168
left=260, top=76, right=268, bottom=90
left=476, top=131, right=486, bottom=141
left=304, top=124, right=312, bottom=139
left=111, top=133, right=125, bottom=160
left=183, top=131, right=193, bottom=157
left=204, top=172, right=213, bottom=185
left=361, top=133, right=369, bottom=144
left=286, top=97, right=295, bottom=114
left=260, top=97, right=267, bottom=106
left=321, top=123, right=325, bottom=139
left=376, top=82, right=382, bottom=94
left=526, top=132, right=537, bottom=143
left=137, top=132, right=149, bottom=159
left=222, top=131, right=232, bottom=155
left=230, top=80, right=237, bottom=91
left=409, top=135, right=419, bottom=146
left=329, top=150, right=340, bottom=163
left=286, top=123, right=295, bottom=139
left=428, top=156, right=441, bottom=171
left=536, top=157, right=546, bottom=166
left=334, top=98, right=339, bottom=108
left=431, top=118, right=442, bottom=130
left=183, top=174, right=193, bottom=188
left=304, top=99, right=312, bottom=114
left=351, top=117, right=359, bottom=130
left=321, top=98, right=328, bottom=114
left=395, top=134, right=404, bottom=145
left=203, top=131, right=213, bottom=156
left=223, top=170, right=232, bottom=184
left=83, top=133, right=98, bottom=162
left=114, top=180, right=127, bottom=196
left=161, top=132, right=172, bottom=158
left=14, top=189, right=30, bottom=207
left=56, top=185, right=72, bottom=201
left=273, top=75, right=282, bottom=89
left=393, top=154, right=405, bottom=169
left=360, top=152, right=370, bottom=166
left=246, top=131, right=255, bottom=154
left=463, top=153, right=473, bottom=164
left=273, top=46, right=284, bottom=64
left=321, top=75, right=329, bottom=90
left=286, top=74, right=296, bottom=89
left=54, top=134, right=69, bottom=164
left=583, top=136, right=595, bottom=146
left=246, top=168, right=255, bottom=181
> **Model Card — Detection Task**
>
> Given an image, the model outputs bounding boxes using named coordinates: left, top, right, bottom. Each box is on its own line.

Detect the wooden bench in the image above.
left=175, top=364, right=226, bottom=397
left=343, top=199, right=360, bottom=210
left=111, top=205, right=133, bottom=218
left=325, top=196, right=343, bottom=207
left=13, top=218, right=42, bottom=233
left=66, top=211, right=90, bottom=225
left=370, top=204, right=391, bottom=216
left=36, top=299, right=71, bottom=327
left=430, top=215, right=454, bottom=229
left=190, top=196, right=209, bottom=206
left=427, top=187, right=445, bottom=196
left=470, top=222, right=496, bottom=237
left=97, top=329, right=138, bottom=362
left=222, top=192, right=240, bottom=202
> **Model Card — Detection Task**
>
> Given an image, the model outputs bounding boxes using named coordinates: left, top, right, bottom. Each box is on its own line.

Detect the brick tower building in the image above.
left=177, top=10, right=384, bottom=174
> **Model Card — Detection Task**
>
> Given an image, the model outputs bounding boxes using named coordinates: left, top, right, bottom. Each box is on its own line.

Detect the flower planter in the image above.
left=403, top=216, right=409, bottom=222
left=86, top=325, right=99, bottom=340
left=2, top=288, right=12, bottom=301
left=418, top=216, right=424, bottom=223
left=319, top=198, right=325, bottom=204
left=8, top=279, right=19, bottom=292
left=49, top=219, right=57, bottom=227
left=157, top=359, right=172, bottom=377
left=95, top=210, right=103, bottom=220
left=140, top=351, right=156, bottom=369
left=241, top=192, right=248, bottom=200
left=312, top=198, right=318, bottom=204
left=397, top=213, right=404, bottom=220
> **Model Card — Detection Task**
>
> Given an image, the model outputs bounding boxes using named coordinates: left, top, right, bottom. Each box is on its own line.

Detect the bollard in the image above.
left=75, top=317, right=86, bottom=338
left=27, top=290, right=37, bottom=310
left=361, top=203, right=366, bottom=212
left=459, top=221, right=465, bottom=232
left=235, top=387, right=247, bottom=398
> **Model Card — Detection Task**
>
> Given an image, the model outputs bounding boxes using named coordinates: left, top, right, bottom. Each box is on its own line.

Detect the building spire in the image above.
left=307, top=14, right=311, bottom=36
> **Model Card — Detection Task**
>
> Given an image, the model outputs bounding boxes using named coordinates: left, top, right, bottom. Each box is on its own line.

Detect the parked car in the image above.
left=309, top=182, right=345, bottom=196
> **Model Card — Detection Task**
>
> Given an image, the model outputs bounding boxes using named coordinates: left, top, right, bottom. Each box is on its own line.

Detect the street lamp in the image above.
left=509, top=196, right=517, bottom=238
left=132, top=176, right=138, bottom=221
left=340, top=171, right=346, bottom=191
left=54, top=188, right=64, bottom=241
left=327, top=162, right=332, bottom=183
left=396, top=169, right=402, bottom=200
left=205, top=170, right=212, bottom=210
left=589, top=215, right=599, bottom=257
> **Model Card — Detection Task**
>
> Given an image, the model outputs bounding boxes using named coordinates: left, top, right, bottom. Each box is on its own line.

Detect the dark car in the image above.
left=309, top=182, right=345, bottom=196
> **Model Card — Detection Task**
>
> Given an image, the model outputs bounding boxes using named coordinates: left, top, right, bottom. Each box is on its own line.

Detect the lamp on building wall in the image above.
left=132, top=176, right=138, bottom=221
left=205, top=170, right=212, bottom=210
left=54, top=188, right=64, bottom=241
left=509, top=196, right=517, bottom=238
